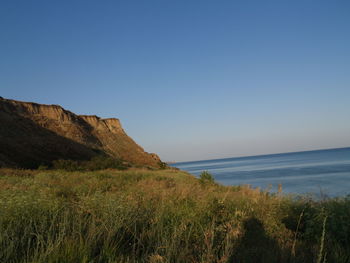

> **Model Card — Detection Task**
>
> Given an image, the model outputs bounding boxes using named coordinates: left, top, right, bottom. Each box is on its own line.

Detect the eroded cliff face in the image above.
left=0, top=97, right=161, bottom=168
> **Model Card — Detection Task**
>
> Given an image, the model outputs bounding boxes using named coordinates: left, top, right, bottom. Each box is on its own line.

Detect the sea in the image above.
left=171, top=147, right=350, bottom=197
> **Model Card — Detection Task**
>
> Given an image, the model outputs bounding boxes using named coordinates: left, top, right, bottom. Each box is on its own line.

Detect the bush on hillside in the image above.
left=52, top=156, right=128, bottom=171
left=158, top=161, right=168, bottom=169
left=52, top=159, right=80, bottom=171
left=199, top=170, right=215, bottom=183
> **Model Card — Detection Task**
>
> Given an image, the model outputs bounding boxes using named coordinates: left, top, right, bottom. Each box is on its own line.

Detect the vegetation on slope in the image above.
left=0, top=169, right=349, bottom=263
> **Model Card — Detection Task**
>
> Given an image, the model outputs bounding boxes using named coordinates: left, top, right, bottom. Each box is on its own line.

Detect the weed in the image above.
left=0, top=168, right=349, bottom=262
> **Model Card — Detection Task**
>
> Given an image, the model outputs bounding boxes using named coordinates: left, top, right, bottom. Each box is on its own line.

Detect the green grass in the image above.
left=0, top=168, right=349, bottom=263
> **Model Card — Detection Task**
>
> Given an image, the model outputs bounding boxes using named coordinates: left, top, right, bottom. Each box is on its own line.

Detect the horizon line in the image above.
left=169, top=146, right=350, bottom=164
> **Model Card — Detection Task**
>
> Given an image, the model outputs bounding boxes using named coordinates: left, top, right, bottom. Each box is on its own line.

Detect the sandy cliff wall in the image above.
left=0, top=97, right=161, bottom=168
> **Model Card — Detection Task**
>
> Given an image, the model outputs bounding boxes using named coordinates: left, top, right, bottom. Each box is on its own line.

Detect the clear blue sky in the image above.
left=1, top=0, right=349, bottom=162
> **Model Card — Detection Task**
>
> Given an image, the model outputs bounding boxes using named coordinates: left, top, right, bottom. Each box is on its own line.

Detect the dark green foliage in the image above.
left=84, top=156, right=129, bottom=170
left=158, top=161, right=168, bottom=169
left=37, top=164, right=49, bottom=170
left=281, top=197, right=350, bottom=263
left=199, top=170, right=215, bottom=183
left=52, top=156, right=129, bottom=171
left=52, top=159, right=81, bottom=171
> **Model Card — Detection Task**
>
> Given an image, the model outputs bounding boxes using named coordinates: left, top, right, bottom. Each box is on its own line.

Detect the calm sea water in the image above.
left=172, top=147, right=350, bottom=197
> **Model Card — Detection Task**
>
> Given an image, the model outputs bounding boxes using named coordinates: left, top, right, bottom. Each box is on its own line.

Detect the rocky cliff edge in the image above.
left=0, top=97, right=161, bottom=168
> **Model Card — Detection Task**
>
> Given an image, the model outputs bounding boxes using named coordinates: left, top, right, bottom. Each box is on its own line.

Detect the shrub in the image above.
left=199, top=170, right=215, bottom=183
left=37, top=164, right=49, bottom=170
left=83, top=156, right=128, bottom=171
left=52, top=159, right=80, bottom=171
left=51, top=156, right=128, bottom=171
left=158, top=161, right=168, bottom=169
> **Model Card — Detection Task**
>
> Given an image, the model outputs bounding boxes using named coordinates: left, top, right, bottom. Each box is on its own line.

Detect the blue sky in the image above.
left=1, top=0, right=349, bottom=162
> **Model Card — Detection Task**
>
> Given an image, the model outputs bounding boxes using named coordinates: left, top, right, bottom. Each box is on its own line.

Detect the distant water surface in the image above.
left=171, top=148, right=350, bottom=197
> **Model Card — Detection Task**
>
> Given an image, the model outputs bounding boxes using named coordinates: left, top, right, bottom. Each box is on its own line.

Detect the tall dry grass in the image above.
left=0, top=168, right=349, bottom=262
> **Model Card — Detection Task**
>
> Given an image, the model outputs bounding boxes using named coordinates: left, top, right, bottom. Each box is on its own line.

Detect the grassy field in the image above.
left=0, top=168, right=349, bottom=263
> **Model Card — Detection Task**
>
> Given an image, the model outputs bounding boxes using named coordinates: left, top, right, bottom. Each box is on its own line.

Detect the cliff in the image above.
left=0, top=97, right=161, bottom=168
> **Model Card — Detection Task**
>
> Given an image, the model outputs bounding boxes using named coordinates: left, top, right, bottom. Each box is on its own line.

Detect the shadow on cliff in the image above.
left=230, top=217, right=291, bottom=263
left=0, top=110, right=103, bottom=169
left=0, top=97, right=162, bottom=168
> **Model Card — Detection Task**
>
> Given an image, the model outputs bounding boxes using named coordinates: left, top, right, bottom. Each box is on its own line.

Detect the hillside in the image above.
left=0, top=97, right=161, bottom=168
left=1, top=168, right=349, bottom=262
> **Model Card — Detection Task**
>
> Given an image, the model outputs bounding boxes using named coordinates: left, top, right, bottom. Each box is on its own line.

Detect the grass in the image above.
left=0, top=168, right=349, bottom=263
